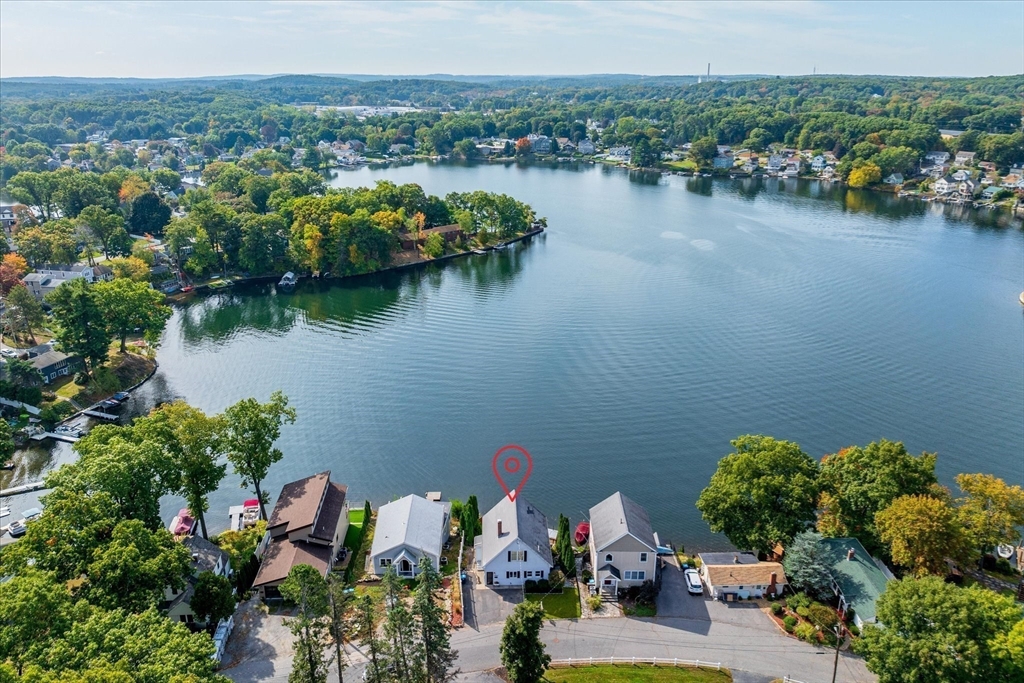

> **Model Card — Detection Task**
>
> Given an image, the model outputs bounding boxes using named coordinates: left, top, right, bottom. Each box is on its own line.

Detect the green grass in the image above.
left=544, top=664, right=731, bottom=682
left=349, top=507, right=366, bottom=527
left=623, top=603, right=657, bottom=617
left=526, top=587, right=581, bottom=619
left=661, top=159, right=698, bottom=171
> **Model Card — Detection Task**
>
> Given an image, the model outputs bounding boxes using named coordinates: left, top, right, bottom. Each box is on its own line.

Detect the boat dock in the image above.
left=82, top=409, right=119, bottom=421
left=0, top=481, right=45, bottom=497
left=30, top=432, right=80, bottom=443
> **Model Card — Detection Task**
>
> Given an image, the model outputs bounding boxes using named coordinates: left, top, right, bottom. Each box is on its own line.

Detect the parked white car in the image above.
left=684, top=568, right=703, bottom=595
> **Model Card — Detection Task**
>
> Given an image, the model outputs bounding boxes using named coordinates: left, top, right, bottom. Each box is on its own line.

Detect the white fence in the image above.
left=549, top=657, right=721, bottom=670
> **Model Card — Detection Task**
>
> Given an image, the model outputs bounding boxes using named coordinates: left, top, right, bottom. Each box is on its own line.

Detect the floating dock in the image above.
left=82, top=410, right=119, bottom=421
left=30, top=432, right=80, bottom=443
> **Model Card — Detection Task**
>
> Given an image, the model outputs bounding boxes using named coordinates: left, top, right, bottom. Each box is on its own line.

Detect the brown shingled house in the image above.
left=253, top=471, right=349, bottom=599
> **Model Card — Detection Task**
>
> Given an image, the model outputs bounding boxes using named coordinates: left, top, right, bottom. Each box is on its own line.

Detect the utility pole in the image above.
left=831, top=622, right=845, bottom=683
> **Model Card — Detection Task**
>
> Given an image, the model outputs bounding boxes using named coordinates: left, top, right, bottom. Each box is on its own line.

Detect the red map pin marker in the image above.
left=492, top=444, right=533, bottom=502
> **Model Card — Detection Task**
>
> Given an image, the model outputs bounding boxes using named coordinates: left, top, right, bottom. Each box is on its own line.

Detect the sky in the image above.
left=1, top=1, right=1022, bottom=79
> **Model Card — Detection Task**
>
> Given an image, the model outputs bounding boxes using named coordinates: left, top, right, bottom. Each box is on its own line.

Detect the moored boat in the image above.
left=574, top=521, right=590, bottom=545
left=279, top=272, right=297, bottom=288
left=169, top=508, right=196, bottom=536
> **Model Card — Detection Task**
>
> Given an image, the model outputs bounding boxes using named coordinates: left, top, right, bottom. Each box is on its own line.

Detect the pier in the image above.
left=30, top=432, right=80, bottom=443
left=82, top=409, right=119, bottom=421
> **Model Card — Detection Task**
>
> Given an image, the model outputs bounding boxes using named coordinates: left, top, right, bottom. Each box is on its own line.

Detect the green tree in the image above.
left=689, top=136, right=719, bottom=166
left=108, top=255, right=152, bottom=281
left=0, top=420, right=13, bottom=462
left=0, top=569, right=74, bottom=676
left=499, top=601, right=550, bottom=683
left=190, top=571, right=236, bottom=627
left=696, top=435, right=820, bottom=554
left=858, top=577, right=1023, bottom=683
left=77, top=205, right=129, bottom=258
left=94, top=278, right=172, bottom=353
left=36, top=607, right=227, bottom=682
left=817, top=439, right=937, bottom=556
left=460, top=495, right=481, bottom=540
left=326, top=574, right=350, bottom=683
left=51, top=167, right=116, bottom=218
left=6, top=171, right=58, bottom=221
left=5, top=284, right=45, bottom=344
left=127, top=192, right=172, bottom=236
left=135, top=402, right=226, bottom=539
left=358, top=594, right=387, bottom=683
left=238, top=212, right=288, bottom=274
left=412, top=557, right=458, bottom=683
left=46, top=278, right=112, bottom=372
left=381, top=565, right=416, bottom=681
left=875, top=494, right=970, bottom=576
left=555, top=514, right=575, bottom=576
left=782, top=531, right=833, bottom=601
left=280, top=564, right=332, bottom=683
left=222, top=390, right=297, bottom=521
left=84, top=519, right=192, bottom=612
left=422, top=231, right=445, bottom=258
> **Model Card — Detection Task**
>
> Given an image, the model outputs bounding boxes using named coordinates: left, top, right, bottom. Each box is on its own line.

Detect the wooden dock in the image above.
left=0, top=480, right=45, bottom=497
left=30, top=432, right=80, bottom=443
left=82, top=410, right=119, bottom=421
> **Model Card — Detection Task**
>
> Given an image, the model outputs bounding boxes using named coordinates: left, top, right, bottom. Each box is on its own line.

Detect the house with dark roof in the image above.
left=817, top=537, right=892, bottom=629
left=252, top=471, right=349, bottom=599
left=164, top=535, right=232, bottom=626
left=30, top=349, right=83, bottom=383
left=370, top=494, right=450, bottom=578
left=474, top=496, right=553, bottom=587
left=588, top=492, right=658, bottom=598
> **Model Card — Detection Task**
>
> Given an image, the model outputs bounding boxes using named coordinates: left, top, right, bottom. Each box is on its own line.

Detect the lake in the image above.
left=28, top=162, right=1024, bottom=549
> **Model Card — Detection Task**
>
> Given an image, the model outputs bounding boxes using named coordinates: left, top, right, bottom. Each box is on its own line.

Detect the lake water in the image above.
left=23, top=162, right=1024, bottom=549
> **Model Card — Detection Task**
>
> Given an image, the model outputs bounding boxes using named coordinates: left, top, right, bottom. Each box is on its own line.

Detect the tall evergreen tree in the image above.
left=555, top=514, right=575, bottom=576
left=499, top=601, right=550, bottom=683
left=381, top=565, right=415, bottom=681
left=357, top=594, right=387, bottom=683
left=280, top=564, right=332, bottom=683
left=326, top=574, right=349, bottom=683
left=412, top=557, right=458, bottom=683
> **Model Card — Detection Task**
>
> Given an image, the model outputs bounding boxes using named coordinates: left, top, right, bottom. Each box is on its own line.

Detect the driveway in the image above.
left=464, top=583, right=523, bottom=630
left=656, top=557, right=776, bottom=633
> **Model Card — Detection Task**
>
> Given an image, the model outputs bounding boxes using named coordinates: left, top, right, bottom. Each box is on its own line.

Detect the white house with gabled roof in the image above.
left=474, top=495, right=553, bottom=587
left=588, top=492, right=658, bottom=598
left=370, top=494, right=450, bottom=578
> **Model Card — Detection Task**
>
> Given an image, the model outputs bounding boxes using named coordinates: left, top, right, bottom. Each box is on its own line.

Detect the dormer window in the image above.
left=605, top=553, right=613, bottom=563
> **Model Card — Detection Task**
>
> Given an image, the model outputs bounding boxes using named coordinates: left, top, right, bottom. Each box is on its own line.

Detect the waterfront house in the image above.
left=884, top=173, right=904, bottom=185
left=370, top=494, right=450, bottom=578
left=951, top=169, right=971, bottom=181
left=816, top=537, right=892, bottom=630
left=608, top=146, right=632, bottom=162
left=698, top=551, right=787, bottom=600
left=782, top=159, right=801, bottom=178
left=398, top=224, right=464, bottom=251
left=588, top=492, right=658, bottom=598
left=954, top=151, right=976, bottom=166
left=30, top=350, right=83, bottom=384
left=958, top=178, right=981, bottom=197
left=252, top=471, right=348, bottom=599
left=925, top=151, right=950, bottom=166
left=1000, top=173, right=1022, bottom=189
left=474, top=495, right=553, bottom=587
left=577, top=138, right=596, bottom=155
left=742, top=158, right=759, bottom=174
left=821, top=165, right=836, bottom=180
left=934, top=176, right=957, bottom=195
left=526, top=134, right=552, bottom=154
left=712, top=154, right=735, bottom=169
left=164, top=535, right=232, bottom=626
left=766, top=155, right=784, bottom=173
left=811, top=155, right=827, bottom=172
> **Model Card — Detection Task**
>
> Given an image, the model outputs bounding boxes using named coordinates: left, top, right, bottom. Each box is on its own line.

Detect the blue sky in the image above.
left=1, top=1, right=1021, bottom=79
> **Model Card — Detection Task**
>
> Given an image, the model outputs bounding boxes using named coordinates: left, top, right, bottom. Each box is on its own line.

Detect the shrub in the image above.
left=535, top=578, right=550, bottom=592
left=74, top=372, right=88, bottom=386
left=524, top=579, right=538, bottom=593
left=787, top=592, right=812, bottom=611
left=636, top=580, right=659, bottom=607
left=794, top=622, right=817, bottom=642
left=771, top=603, right=784, bottom=616
left=581, top=569, right=592, bottom=583
left=848, top=622, right=860, bottom=637
left=796, top=606, right=811, bottom=619
left=548, top=569, right=563, bottom=586
left=783, top=615, right=797, bottom=632
left=586, top=595, right=602, bottom=612
left=994, top=558, right=1013, bottom=575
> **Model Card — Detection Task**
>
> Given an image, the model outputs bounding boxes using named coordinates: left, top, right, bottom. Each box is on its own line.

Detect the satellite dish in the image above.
left=996, top=544, right=1014, bottom=559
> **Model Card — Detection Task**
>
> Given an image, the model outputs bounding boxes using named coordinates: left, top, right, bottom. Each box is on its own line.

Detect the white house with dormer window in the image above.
left=474, top=495, right=553, bottom=587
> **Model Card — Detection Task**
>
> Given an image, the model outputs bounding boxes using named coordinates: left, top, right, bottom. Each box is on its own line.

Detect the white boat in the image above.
left=0, top=506, right=10, bottom=519
left=278, top=272, right=297, bottom=287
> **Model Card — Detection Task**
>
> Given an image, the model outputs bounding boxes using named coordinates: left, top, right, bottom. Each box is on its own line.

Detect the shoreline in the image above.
left=172, top=226, right=546, bottom=299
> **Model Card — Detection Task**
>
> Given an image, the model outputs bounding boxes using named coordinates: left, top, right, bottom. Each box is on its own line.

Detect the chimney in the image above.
left=769, top=572, right=777, bottom=596
left=192, top=553, right=199, bottom=562
left=847, top=547, right=855, bottom=561
left=733, top=554, right=740, bottom=564
left=497, top=519, right=503, bottom=536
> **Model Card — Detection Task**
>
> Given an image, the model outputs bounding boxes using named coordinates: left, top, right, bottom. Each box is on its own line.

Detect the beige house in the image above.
left=588, top=492, right=658, bottom=598
left=698, top=551, right=786, bottom=600
left=253, top=471, right=349, bottom=599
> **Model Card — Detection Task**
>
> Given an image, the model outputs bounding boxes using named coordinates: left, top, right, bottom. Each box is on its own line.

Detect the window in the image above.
left=536, top=570, right=544, bottom=578
left=739, top=586, right=744, bottom=590
left=379, top=558, right=392, bottom=567
left=506, top=571, right=521, bottom=579
left=524, top=571, right=533, bottom=577
left=605, top=554, right=613, bottom=562
left=508, top=550, right=527, bottom=562
left=624, top=570, right=646, bottom=581
left=639, top=552, right=648, bottom=563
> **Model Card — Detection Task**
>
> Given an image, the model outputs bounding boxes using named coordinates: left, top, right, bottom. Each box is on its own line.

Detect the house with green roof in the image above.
left=818, top=536, right=893, bottom=630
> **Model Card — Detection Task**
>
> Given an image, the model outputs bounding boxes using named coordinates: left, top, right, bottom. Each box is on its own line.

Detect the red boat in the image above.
left=574, top=521, right=590, bottom=546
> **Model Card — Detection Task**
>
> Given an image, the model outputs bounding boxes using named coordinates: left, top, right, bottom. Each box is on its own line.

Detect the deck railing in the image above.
left=549, top=657, right=721, bottom=670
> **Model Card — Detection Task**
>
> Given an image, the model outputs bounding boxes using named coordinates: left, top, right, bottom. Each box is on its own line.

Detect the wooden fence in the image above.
left=549, top=657, right=721, bottom=670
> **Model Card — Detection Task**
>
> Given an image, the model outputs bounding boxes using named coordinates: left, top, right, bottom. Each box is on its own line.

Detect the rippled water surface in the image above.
left=139, top=163, right=1022, bottom=548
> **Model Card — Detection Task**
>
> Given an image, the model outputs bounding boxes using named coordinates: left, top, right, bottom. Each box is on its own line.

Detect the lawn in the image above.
left=545, top=664, right=732, bottom=682
left=661, top=159, right=699, bottom=172
left=526, top=587, right=581, bottom=619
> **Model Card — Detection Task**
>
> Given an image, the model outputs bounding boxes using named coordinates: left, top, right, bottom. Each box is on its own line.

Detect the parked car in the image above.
left=684, top=568, right=703, bottom=595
